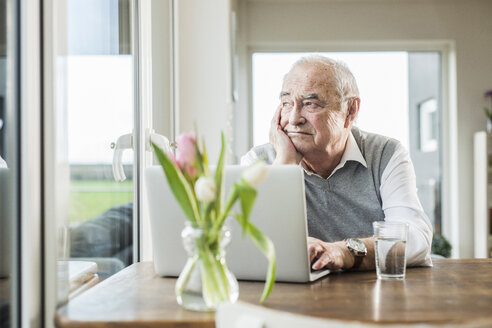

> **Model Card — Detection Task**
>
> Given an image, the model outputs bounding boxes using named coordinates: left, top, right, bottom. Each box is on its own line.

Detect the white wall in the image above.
left=237, top=0, right=492, bottom=258
left=151, top=0, right=172, bottom=140
left=174, top=0, right=233, bottom=162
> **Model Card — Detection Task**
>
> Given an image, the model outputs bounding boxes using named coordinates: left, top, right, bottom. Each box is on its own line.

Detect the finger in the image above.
left=275, top=106, right=285, bottom=132
left=313, top=253, right=335, bottom=271
left=307, top=237, right=320, bottom=262
left=276, top=105, right=282, bottom=125
left=308, top=245, right=317, bottom=262
left=269, top=106, right=283, bottom=143
left=310, top=244, right=324, bottom=263
left=312, top=255, right=328, bottom=270
left=270, top=105, right=282, bottom=126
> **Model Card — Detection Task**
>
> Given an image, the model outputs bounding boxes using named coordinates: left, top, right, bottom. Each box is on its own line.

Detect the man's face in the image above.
left=279, top=64, right=348, bottom=157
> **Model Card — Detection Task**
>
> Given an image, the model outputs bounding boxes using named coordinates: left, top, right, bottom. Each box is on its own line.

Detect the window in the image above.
left=63, top=0, right=135, bottom=292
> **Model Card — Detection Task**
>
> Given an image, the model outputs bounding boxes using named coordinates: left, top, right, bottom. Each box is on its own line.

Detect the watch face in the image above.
left=347, top=238, right=366, bottom=254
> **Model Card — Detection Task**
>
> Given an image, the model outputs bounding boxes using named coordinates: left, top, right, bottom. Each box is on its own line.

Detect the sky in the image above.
left=67, top=56, right=134, bottom=164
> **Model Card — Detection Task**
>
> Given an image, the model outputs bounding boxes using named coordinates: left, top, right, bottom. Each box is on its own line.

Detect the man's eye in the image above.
left=304, top=102, right=318, bottom=107
left=282, top=102, right=292, bottom=109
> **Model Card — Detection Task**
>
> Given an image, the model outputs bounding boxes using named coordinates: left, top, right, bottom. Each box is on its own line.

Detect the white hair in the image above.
left=289, top=55, right=360, bottom=102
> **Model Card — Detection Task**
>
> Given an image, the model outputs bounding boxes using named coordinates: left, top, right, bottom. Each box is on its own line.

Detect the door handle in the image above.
left=112, top=130, right=171, bottom=182
left=146, top=130, right=171, bottom=153
left=112, top=133, right=133, bottom=182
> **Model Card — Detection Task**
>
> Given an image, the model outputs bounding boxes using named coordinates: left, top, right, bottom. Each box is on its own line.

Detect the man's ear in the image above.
left=344, top=97, right=360, bottom=129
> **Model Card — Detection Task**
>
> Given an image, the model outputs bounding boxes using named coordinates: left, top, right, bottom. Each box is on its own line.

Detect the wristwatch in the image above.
left=345, top=238, right=367, bottom=269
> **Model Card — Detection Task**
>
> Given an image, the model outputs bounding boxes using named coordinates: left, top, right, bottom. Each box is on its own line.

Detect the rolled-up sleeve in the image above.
left=379, top=143, right=433, bottom=266
left=240, top=144, right=276, bottom=166
left=240, top=149, right=258, bottom=166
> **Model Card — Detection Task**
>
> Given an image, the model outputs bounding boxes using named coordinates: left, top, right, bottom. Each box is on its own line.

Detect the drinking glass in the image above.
left=373, top=221, right=408, bottom=280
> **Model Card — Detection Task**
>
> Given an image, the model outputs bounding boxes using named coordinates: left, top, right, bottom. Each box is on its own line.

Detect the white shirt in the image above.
left=241, top=132, right=433, bottom=267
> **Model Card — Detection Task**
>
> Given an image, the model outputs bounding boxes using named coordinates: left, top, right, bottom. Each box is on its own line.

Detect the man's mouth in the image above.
left=286, top=131, right=312, bottom=136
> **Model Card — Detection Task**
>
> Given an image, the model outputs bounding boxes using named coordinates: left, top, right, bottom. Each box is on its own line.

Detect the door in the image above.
left=44, top=0, right=174, bottom=321
left=0, top=1, right=20, bottom=327
left=65, top=0, right=136, bottom=277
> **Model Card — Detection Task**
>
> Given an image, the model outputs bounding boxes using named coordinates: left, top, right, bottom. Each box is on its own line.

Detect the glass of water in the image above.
left=373, top=221, right=409, bottom=280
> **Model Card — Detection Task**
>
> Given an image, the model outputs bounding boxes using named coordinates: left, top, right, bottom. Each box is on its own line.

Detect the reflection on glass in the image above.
left=1, top=0, right=15, bottom=326
left=63, top=0, right=134, bottom=292
left=0, top=163, right=11, bottom=328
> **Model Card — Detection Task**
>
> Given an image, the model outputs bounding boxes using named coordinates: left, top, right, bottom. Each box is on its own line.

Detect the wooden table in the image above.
left=55, top=259, right=492, bottom=327
left=67, top=261, right=99, bottom=300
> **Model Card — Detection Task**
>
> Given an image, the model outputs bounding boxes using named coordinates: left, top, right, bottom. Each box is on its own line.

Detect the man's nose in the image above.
left=288, top=104, right=305, bottom=126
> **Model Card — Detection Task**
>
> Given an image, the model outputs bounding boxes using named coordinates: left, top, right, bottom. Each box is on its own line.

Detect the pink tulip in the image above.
left=166, top=151, right=181, bottom=169
left=175, top=133, right=199, bottom=179
left=183, top=163, right=199, bottom=180
left=176, top=133, right=197, bottom=165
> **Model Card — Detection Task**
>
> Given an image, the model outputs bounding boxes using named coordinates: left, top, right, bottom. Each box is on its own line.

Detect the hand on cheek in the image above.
left=270, top=106, right=302, bottom=164
left=279, top=112, right=289, bottom=130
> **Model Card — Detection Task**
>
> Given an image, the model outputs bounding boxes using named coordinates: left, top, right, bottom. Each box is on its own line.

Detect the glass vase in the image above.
left=175, top=223, right=239, bottom=312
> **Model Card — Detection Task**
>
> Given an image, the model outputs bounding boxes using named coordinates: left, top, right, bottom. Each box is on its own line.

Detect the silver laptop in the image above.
left=145, top=165, right=330, bottom=283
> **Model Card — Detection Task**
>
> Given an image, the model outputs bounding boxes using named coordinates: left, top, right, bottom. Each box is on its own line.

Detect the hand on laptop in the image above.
left=308, top=237, right=376, bottom=271
left=269, top=106, right=303, bottom=165
left=308, top=237, right=354, bottom=271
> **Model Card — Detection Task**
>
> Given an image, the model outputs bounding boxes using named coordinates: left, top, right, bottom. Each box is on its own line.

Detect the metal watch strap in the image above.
left=345, top=238, right=367, bottom=270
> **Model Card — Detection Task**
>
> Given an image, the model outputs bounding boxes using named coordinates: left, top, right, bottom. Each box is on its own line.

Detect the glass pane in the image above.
left=408, top=52, right=442, bottom=237
left=0, top=0, right=18, bottom=327
left=65, top=0, right=134, bottom=290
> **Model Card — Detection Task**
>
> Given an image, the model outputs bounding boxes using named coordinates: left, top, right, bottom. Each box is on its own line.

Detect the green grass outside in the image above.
left=69, top=180, right=133, bottom=223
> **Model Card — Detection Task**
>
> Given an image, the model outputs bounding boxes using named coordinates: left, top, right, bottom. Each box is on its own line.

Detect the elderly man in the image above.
left=241, top=56, right=432, bottom=271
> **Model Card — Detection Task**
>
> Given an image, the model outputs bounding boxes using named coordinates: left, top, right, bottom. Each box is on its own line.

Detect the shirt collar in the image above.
left=301, top=131, right=367, bottom=178
left=338, top=131, right=368, bottom=169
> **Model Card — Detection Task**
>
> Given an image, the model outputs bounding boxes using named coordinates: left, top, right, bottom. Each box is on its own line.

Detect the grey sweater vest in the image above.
left=251, top=127, right=399, bottom=242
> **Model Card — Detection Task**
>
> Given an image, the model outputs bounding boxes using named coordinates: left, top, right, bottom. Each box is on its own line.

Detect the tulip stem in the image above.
left=208, top=186, right=238, bottom=244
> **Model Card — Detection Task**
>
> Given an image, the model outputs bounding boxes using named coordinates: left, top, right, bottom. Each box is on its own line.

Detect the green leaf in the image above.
left=484, top=107, right=492, bottom=120
left=228, top=181, right=257, bottom=239
left=201, top=137, right=210, bottom=177
left=232, top=213, right=246, bottom=232
left=203, top=201, right=215, bottom=228
left=195, top=142, right=205, bottom=177
left=207, top=184, right=239, bottom=244
left=231, top=179, right=275, bottom=302
left=152, top=142, right=200, bottom=224
left=245, top=221, right=276, bottom=302
left=214, top=132, right=226, bottom=216
left=237, top=180, right=257, bottom=223
left=231, top=212, right=249, bottom=239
